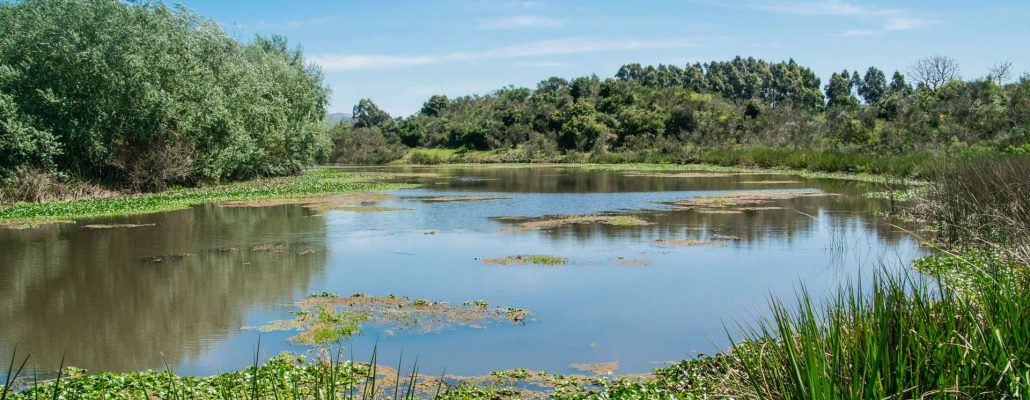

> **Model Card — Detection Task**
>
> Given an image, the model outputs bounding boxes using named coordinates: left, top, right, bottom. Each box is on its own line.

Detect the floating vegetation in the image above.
left=250, top=244, right=288, bottom=253
left=863, top=187, right=925, bottom=201
left=81, top=223, right=156, bottom=229
left=623, top=172, right=742, bottom=178
left=221, top=193, right=395, bottom=211
left=654, top=239, right=728, bottom=247
left=463, top=300, right=491, bottom=308
left=494, top=214, right=652, bottom=232
left=0, top=220, right=72, bottom=230
left=616, top=257, right=654, bottom=266
left=739, top=180, right=801, bottom=184
left=482, top=255, right=568, bottom=266
left=409, top=195, right=511, bottom=202
left=0, top=168, right=414, bottom=223
left=669, top=190, right=836, bottom=211
left=569, top=361, right=619, bottom=375
left=383, top=172, right=445, bottom=178
left=143, top=253, right=196, bottom=263
left=335, top=206, right=409, bottom=212
left=694, top=209, right=743, bottom=214
left=249, top=293, right=531, bottom=344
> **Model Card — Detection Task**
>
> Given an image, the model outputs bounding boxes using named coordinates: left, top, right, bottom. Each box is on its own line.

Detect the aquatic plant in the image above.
left=0, top=168, right=414, bottom=223
left=482, top=255, right=569, bottom=266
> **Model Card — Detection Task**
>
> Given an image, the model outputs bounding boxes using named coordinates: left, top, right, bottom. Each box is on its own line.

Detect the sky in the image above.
left=177, top=0, right=1030, bottom=117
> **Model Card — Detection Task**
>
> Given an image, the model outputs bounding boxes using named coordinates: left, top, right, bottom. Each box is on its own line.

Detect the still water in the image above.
left=0, top=166, right=922, bottom=377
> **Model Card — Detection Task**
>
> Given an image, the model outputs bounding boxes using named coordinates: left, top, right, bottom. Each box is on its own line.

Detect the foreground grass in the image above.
left=1, top=351, right=742, bottom=399
left=0, top=169, right=414, bottom=223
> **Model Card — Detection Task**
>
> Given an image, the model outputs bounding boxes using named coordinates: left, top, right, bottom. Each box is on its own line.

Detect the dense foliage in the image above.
left=0, top=0, right=330, bottom=193
left=334, top=56, right=1029, bottom=175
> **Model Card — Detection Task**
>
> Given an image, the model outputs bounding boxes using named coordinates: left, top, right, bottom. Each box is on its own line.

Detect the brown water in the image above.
left=0, top=166, right=923, bottom=377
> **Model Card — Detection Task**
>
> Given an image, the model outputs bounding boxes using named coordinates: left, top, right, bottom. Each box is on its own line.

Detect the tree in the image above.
left=988, top=61, right=1013, bottom=85
left=858, top=67, right=887, bottom=104
left=352, top=99, right=392, bottom=128
left=888, top=71, right=913, bottom=96
left=0, top=0, right=330, bottom=190
left=826, top=70, right=859, bottom=108
left=420, top=95, right=448, bottom=117
left=909, top=55, right=959, bottom=90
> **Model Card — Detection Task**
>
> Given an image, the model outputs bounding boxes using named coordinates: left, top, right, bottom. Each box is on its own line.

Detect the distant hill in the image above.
left=328, top=112, right=352, bottom=123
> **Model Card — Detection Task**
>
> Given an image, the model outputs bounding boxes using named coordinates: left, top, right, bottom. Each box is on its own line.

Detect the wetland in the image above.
left=0, top=165, right=923, bottom=380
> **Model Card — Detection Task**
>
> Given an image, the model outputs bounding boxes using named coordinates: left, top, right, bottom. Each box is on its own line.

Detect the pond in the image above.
left=0, top=166, right=923, bottom=378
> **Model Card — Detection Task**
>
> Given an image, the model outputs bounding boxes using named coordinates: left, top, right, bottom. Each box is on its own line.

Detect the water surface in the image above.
left=0, top=166, right=922, bottom=377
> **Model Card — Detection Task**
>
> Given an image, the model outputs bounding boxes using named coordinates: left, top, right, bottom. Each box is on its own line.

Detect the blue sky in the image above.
left=178, top=0, right=1030, bottom=116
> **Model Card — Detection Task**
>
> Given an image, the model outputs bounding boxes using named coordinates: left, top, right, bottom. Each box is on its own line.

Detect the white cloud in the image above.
left=754, top=0, right=898, bottom=17
left=512, top=61, right=571, bottom=68
left=311, top=38, right=699, bottom=71
left=478, top=15, right=563, bottom=29
left=752, top=1, right=937, bottom=37
left=842, top=17, right=936, bottom=37
left=254, top=16, right=339, bottom=31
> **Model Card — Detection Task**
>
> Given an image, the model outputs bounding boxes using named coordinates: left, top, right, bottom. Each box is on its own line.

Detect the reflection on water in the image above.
left=0, top=205, right=327, bottom=372
left=0, top=166, right=923, bottom=377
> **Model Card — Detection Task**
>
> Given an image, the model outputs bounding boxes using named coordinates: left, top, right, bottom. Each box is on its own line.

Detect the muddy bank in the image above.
left=408, top=195, right=511, bottom=202
left=220, top=193, right=395, bottom=211
left=493, top=214, right=652, bottom=233
left=668, top=190, right=836, bottom=213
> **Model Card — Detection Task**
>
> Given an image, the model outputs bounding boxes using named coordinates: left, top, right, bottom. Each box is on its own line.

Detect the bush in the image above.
left=0, top=167, right=114, bottom=204
left=0, top=0, right=330, bottom=192
left=406, top=150, right=450, bottom=165
left=329, top=126, right=405, bottom=165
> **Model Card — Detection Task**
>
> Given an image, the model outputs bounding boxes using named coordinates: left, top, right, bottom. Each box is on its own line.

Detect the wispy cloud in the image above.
left=842, top=17, right=937, bottom=37
left=754, top=0, right=898, bottom=17
left=751, top=1, right=936, bottom=36
left=254, top=16, right=339, bottom=31
left=499, top=0, right=545, bottom=8
left=478, top=15, right=563, bottom=29
left=311, top=38, right=700, bottom=71
left=512, top=61, right=572, bottom=68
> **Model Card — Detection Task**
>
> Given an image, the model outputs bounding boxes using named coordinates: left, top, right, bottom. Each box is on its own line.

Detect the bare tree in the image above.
left=988, top=61, right=1013, bottom=85
left=908, top=55, right=960, bottom=90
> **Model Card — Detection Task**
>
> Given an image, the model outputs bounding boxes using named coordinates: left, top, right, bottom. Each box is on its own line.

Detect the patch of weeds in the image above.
left=483, top=255, right=569, bottom=266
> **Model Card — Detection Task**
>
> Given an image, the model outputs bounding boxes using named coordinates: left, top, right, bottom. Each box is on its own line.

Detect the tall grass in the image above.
left=732, top=155, right=1030, bottom=399
left=918, top=155, right=1030, bottom=266
left=733, top=270, right=1030, bottom=399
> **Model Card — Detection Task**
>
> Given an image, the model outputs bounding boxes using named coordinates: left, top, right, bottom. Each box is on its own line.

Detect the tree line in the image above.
left=332, top=55, right=1029, bottom=170
left=0, top=0, right=330, bottom=194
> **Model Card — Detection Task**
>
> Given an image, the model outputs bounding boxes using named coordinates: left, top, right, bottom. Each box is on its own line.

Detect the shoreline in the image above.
left=0, top=162, right=915, bottom=226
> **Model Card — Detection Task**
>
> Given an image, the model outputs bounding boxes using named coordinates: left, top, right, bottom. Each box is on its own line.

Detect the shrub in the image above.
left=0, top=0, right=330, bottom=191
left=329, top=126, right=406, bottom=165
left=406, top=150, right=449, bottom=165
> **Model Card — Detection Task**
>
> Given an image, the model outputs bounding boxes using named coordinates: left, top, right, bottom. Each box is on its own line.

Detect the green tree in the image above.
left=826, top=70, right=859, bottom=108
left=889, top=71, right=913, bottom=96
left=0, top=0, right=329, bottom=190
left=858, top=67, right=887, bottom=104
left=352, top=99, right=392, bottom=129
left=420, top=95, right=448, bottom=117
